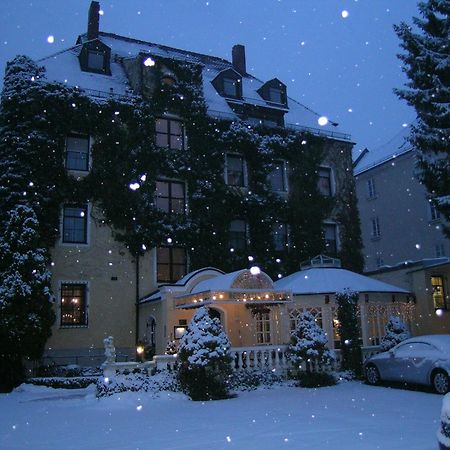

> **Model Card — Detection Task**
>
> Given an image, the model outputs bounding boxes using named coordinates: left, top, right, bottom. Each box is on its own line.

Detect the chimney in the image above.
left=87, top=1, right=100, bottom=40
left=232, top=44, right=246, bottom=75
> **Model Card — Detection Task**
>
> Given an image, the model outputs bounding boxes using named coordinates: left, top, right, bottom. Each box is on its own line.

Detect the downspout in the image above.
left=135, top=253, right=140, bottom=350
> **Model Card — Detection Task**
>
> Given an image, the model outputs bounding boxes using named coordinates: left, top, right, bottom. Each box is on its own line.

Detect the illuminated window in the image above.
left=65, top=135, right=89, bottom=171
left=431, top=276, right=447, bottom=310
left=255, top=311, right=271, bottom=344
left=155, top=180, right=185, bottom=215
left=61, top=283, right=87, bottom=326
left=62, top=205, right=88, bottom=244
left=157, top=247, right=187, bottom=283
left=155, top=118, right=184, bottom=150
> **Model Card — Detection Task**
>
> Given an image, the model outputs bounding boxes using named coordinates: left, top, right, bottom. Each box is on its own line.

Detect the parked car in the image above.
left=364, top=335, right=450, bottom=394
left=438, top=393, right=450, bottom=450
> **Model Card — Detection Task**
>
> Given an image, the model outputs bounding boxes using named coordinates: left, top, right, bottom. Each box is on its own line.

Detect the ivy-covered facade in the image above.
left=0, top=2, right=363, bottom=362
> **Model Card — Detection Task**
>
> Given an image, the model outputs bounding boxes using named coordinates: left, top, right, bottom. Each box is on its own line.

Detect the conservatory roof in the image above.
left=274, top=267, right=410, bottom=295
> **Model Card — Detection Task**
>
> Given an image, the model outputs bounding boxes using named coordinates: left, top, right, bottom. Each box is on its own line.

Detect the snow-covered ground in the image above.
left=0, top=381, right=442, bottom=450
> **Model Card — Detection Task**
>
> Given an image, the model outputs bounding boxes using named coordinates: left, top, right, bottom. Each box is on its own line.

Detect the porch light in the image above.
left=436, top=308, right=444, bottom=317
left=136, top=345, right=145, bottom=355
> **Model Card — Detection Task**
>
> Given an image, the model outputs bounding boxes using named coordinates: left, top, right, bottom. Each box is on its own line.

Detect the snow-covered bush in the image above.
left=438, top=393, right=450, bottom=450
left=380, top=316, right=411, bottom=351
left=229, top=368, right=285, bottom=391
left=335, top=289, right=363, bottom=377
left=287, top=311, right=334, bottom=372
left=96, top=370, right=179, bottom=398
left=165, top=340, right=178, bottom=355
left=177, top=307, right=232, bottom=400
left=0, top=205, right=55, bottom=391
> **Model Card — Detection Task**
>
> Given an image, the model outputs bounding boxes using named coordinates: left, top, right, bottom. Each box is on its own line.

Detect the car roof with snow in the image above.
left=400, top=335, right=450, bottom=352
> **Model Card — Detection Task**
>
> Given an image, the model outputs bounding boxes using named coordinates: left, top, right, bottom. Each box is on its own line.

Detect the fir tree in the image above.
left=0, top=205, right=55, bottom=391
left=287, top=311, right=334, bottom=373
left=178, top=307, right=232, bottom=400
left=380, top=316, right=411, bottom=351
left=335, top=289, right=363, bottom=377
left=394, top=1, right=450, bottom=233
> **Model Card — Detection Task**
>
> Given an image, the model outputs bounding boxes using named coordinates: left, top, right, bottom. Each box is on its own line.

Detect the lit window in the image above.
left=371, top=217, right=381, bottom=238
left=87, top=50, right=104, bottom=71
left=229, top=219, right=247, bottom=250
left=155, top=180, right=185, bottom=215
left=367, top=178, right=376, bottom=199
left=431, top=276, right=447, bottom=310
left=223, top=77, right=238, bottom=97
left=62, top=205, right=88, bottom=244
left=324, top=223, right=338, bottom=255
left=268, top=161, right=287, bottom=192
left=155, top=118, right=184, bottom=150
left=273, top=222, right=288, bottom=251
left=65, top=135, right=89, bottom=171
left=318, top=167, right=332, bottom=196
left=255, top=311, right=271, bottom=344
left=61, top=283, right=87, bottom=326
left=157, top=247, right=187, bottom=283
left=226, top=154, right=246, bottom=187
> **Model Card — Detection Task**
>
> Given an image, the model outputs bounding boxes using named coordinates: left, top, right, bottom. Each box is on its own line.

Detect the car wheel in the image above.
left=432, top=370, right=449, bottom=394
left=365, top=364, right=380, bottom=385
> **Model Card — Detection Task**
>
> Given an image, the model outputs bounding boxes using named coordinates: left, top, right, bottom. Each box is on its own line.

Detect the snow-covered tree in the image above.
left=178, top=306, right=232, bottom=400
left=0, top=205, right=55, bottom=390
left=380, top=316, right=411, bottom=351
left=287, top=311, right=334, bottom=372
left=165, top=340, right=177, bottom=355
left=394, top=1, right=450, bottom=233
left=335, top=289, right=363, bottom=377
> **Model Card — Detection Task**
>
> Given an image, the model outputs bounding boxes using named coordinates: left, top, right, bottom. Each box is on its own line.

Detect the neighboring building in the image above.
left=354, top=125, right=449, bottom=272
left=367, top=258, right=450, bottom=335
left=1, top=2, right=364, bottom=365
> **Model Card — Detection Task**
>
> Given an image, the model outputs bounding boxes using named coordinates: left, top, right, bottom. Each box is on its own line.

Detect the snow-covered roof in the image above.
left=38, top=31, right=350, bottom=140
left=403, top=335, right=450, bottom=353
left=191, top=269, right=274, bottom=294
left=354, top=125, right=413, bottom=175
left=274, top=267, right=410, bottom=295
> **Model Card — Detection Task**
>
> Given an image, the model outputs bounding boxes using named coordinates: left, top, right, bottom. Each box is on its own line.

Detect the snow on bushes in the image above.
left=178, top=306, right=232, bottom=400
left=438, top=393, right=450, bottom=450
left=380, top=315, right=411, bottom=351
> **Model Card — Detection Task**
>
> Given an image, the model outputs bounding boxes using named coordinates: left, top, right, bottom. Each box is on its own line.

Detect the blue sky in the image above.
left=0, top=0, right=419, bottom=151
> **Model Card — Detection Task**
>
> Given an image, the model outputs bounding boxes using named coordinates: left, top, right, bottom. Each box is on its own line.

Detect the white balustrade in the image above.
left=229, top=345, right=289, bottom=373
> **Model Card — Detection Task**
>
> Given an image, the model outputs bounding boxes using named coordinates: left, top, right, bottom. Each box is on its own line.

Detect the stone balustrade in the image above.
left=229, top=345, right=289, bottom=372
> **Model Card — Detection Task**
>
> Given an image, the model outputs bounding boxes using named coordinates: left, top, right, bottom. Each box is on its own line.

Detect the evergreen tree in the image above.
left=335, top=289, right=363, bottom=377
left=394, top=1, right=450, bottom=233
left=178, top=307, right=232, bottom=400
left=287, top=311, right=334, bottom=373
left=0, top=205, right=55, bottom=391
left=380, top=316, right=411, bottom=351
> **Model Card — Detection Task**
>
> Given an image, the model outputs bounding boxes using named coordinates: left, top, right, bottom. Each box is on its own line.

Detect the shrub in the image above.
left=178, top=307, right=232, bottom=401
left=380, top=316, right=411, bottom=351
left=296, top=371, right=337, bottom=388
left=229, top=369, right=284, bottom=391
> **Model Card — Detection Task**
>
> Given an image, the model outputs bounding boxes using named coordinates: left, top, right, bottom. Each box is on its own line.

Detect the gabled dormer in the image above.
left=78, top=39, right=111, bottom=75
left=257, top=78, right=288, bottom=107
left=211, top=68, right=242, bottom=100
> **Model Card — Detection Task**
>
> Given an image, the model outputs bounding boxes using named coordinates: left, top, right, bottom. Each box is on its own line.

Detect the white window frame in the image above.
left=155, top=178, right=187, bottom=216
left=65, top=134, right=93, bottom=173
left=59, top=280, right=89, bottom=328
left=225, top=153, right=248, bottom=187
left=60, top=203, right=91, bottom=246
left=255, top=311, right=272, bottom=345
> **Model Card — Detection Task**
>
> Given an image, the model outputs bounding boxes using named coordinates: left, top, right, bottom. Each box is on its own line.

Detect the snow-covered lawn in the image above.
left=0, top=381, right=443, bottom=450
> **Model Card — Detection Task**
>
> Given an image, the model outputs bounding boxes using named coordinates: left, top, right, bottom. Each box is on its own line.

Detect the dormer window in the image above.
left=269, top=87, right=283, bottom=104
left=211, top=68, right=242, bottom=100
left=223, top=78, right=238, bottom=97
left=257, top=78, right=287, bottom=107
left=87, top=49, right=105, bottom=71
left=78, top=40, right=111, bottom=75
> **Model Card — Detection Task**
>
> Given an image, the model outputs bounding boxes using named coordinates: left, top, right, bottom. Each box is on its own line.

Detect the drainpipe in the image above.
left=135, top=253, right=140, bottom=350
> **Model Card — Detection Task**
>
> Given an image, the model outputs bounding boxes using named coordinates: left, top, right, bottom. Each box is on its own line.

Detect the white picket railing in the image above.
left=102, top=345, right=381, bottom=377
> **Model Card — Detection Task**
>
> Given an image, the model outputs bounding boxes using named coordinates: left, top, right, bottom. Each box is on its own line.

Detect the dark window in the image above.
left=157, top=247, right=187, bottom=283
left=273, top=223, right=288, bottom=251
left=226, top=154, right=246, bottom=187
left=269, top=87, right=283, bottom=104
left=61, top=283, right=87, bottom=326
left=367, top=178, right=376, bottom=199
left=371, top=217, right=381, bottom=238
left=324, top=223, right=337, bottom=255
left=268, top=161, right=287, bottom=191
left=318, top=167, right=332, bottom=196
left=431, top=276, right=447, bottom=310
left=65, top=135, right=89, bottom=171
left=155, top=118, right=184, bottom=150
left=430, top=202, right=441, bottom=221
left=62, top=206, right=88, bottom=244
left=229, top=219, right=247, bottom=250
left=87, top=50, right=105, bottom=71
left=223, top=77, right=238, bottom=97
left=155, top=180, right=185, bottom=215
